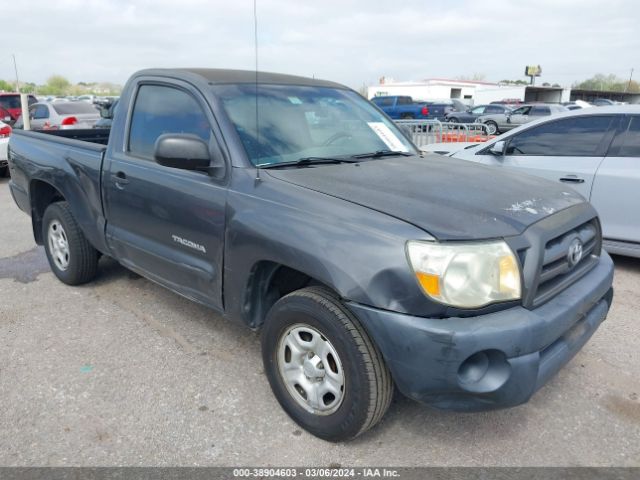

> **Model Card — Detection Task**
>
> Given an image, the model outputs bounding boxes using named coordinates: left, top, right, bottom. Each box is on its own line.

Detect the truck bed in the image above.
left=8, top=128, right=110, bottom=254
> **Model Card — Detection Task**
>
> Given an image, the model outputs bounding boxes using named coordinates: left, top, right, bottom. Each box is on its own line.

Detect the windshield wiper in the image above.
left=258, top=157, right=358, bottom=169
left=351, top=150, right=414, bottom=159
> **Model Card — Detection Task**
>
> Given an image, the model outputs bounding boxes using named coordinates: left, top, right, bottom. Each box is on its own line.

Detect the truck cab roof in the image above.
left=133, top=68, right=346, bottom=89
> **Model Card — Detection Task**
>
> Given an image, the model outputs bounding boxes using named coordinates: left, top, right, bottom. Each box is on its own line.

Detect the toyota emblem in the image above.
left=567, top=238, right=584, bottom=267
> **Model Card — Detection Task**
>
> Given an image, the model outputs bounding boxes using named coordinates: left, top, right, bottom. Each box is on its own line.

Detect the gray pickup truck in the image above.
left=8, top=68, right=614, bottom=441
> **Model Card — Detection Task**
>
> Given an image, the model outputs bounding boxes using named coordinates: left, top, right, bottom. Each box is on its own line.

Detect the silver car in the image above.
left=477, top=104, right=568, bottom=135
left=449, top=105, right=640, bottom=257
left=16, top=101, right=100, bottom=130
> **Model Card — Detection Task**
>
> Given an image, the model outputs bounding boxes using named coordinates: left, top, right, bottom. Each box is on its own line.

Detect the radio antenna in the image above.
left=253, top=0, right=261, bottom=182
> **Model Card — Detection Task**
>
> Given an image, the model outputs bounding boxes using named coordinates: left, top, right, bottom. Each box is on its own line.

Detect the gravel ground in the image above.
left=0, top=176, right=639, bottom=467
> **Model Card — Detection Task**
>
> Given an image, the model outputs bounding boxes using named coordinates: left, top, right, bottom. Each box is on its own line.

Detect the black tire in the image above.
left=42, top=201, right=99, bottom=285
left=447, top=117, right=459, bottom=123
left=0, top=166, right=7, bottom=177
left=261, top=286, right=393, bottom=442
left=400, top=113, right=414, bottom=120
left=485, top=120, right=499, bottom=135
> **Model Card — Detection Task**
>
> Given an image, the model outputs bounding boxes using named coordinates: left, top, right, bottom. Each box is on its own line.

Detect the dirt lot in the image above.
left=0, top=176, right=639, bottom=466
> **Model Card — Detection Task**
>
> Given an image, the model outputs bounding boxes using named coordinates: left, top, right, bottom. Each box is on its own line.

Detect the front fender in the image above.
left=223, top=169, right=434, bottom=326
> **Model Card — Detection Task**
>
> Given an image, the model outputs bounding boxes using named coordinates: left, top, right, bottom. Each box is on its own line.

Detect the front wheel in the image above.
left=42, top=201, right=99, bottom=285
left=0, top=166, right=7, bottom=177
left=261, top=286, right=393, bottom=441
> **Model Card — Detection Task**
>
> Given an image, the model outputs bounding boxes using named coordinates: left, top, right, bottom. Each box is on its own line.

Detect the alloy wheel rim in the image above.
left=48, top=220, right=70, bottom=271
left=277, top=323, right=345, bottom=415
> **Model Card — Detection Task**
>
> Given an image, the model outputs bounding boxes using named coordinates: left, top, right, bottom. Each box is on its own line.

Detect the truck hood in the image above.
left=266, top=155, right=586, bottom=240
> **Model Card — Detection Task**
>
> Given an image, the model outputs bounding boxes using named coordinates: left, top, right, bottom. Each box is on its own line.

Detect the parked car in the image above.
left=477, top=104, right=568, bottom=134
left=592, top=98, right=617, bottom=106
left=95, top=96, right=119, bottom=107
left=371, top=95, right=432, bottom=119
left=491, top=99, right=523, bottom=108
left=0, top=93, right=38, bottom=124
left=0, top=120, right=11, bottom=176
left=562, top=102, right=582, bottom=111
left=14, top=101, right=100, bottom=130
left=93, top=99, right=118, bottom=129
left=423, top=99, right=468, bottom=121
left=562, top=100, right=593, bottom=110
left=445, top=104, right=512, bottom=123
left=450, top=105, right=640, bottom=257
left=77, top=95, right=96, bottom=103
left=8, top=68, right=614, bottom=441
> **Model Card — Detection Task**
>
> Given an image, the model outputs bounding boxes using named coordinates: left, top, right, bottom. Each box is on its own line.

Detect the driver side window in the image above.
left=128, top=84, right=212, bottom=160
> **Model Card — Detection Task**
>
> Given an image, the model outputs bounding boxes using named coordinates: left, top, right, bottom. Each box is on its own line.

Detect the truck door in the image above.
left=590, top=115, right=640, bottom=245
left=103, top=81, right=227, bottom=310
left=386, top=97, right=400, bottom=118
left=488, top=115, right=616, bottom=200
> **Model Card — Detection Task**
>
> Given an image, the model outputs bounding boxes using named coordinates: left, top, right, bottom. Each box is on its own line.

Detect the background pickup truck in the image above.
left=8, top=68, right=614, bottom=442
left=371, top=95, right=430, bottom=119
left=371, top=95, right=457, bottom=121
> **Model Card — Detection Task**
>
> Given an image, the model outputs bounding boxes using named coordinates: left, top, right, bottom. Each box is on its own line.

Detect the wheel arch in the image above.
left=29, top=179, right=66, bottom=245
left=242, top=260, right=334, bottom=329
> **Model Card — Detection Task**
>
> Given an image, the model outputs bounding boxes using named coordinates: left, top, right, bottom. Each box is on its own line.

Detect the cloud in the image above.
left=1, top=0, right=638, bottom=89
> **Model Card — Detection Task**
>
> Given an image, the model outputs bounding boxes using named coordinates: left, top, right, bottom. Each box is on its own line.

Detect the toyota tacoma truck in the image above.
left=7, top=68, right=614, bottom=441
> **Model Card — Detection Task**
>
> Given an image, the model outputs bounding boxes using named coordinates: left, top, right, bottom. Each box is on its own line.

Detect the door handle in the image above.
left=112, top=171, right=130, bottom=186
left=559, top=175, right=585, bottom=184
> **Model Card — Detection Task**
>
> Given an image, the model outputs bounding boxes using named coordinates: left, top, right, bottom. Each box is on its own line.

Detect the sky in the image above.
left=2, top=0, right=639, bottom=89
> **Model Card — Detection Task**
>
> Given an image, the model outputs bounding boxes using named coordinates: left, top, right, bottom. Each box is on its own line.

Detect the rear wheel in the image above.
left=0, top=166, right=7, bottom=177
left=42, top=201, right=99, bottom=285
left=447, top=117, right=459, bottom=123
left=261, top=286, right=393, bottom=441
left=400, top=113, right=414, bottom=120
left=484, top=120, right=499, bottom=135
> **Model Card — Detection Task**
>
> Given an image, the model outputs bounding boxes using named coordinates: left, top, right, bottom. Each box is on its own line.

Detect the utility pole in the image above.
left=12, top=54, right=20, bottom=93
left=626, top=68, right=635, bottom=93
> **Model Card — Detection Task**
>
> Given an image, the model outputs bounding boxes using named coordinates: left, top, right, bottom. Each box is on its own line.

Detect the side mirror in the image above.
left=154, top=134, right=214, bottom=172
left=100, top=107, right=111, bottom=119
left=489, top=140, right=506, bottom=156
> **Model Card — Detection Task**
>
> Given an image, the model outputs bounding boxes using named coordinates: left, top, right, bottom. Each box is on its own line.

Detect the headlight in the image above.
left=406, top=240, right=521, bottom=309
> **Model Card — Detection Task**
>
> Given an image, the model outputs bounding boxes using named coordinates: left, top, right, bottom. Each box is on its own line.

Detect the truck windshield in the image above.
left=213, top=84, right=417, bottom=166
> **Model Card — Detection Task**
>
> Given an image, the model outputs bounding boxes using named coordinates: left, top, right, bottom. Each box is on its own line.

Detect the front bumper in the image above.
left=348, top=252, right=614, bottom=411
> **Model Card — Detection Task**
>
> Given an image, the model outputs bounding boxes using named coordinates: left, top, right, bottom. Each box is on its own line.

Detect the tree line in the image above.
left=0, top=75, right=122, bottom=96
left=468, top=73, right=639, bottom=92
left=572, top=73, right=639, bottom=92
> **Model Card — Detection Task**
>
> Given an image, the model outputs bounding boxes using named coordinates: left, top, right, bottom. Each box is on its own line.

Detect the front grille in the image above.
left=531, top=219, right=601, bottom=308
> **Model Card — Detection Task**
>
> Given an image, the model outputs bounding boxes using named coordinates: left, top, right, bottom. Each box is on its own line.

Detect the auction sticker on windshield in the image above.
left=367, top=122, right=409, bottom=152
